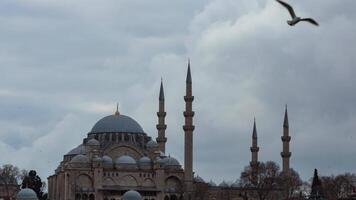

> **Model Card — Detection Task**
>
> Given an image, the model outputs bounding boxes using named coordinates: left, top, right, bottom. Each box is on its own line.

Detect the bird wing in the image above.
left=300, top=18, right=319, bottom=26
left=276, top=0, right=296, bottom=19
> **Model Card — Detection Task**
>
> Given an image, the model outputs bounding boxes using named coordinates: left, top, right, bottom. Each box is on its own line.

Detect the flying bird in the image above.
left=276, top=0, right=319, bottom=26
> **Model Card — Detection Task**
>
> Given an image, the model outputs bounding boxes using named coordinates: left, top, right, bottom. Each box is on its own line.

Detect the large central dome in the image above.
left=91, top=114, right=144, bottom=134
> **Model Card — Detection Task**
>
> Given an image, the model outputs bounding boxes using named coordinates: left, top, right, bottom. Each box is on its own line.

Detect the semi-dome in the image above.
left=66, top=144, right=86, bottom=155
left=87, top=138, right=100, bottom=146
left=146, top=140, right=158, bottom=148
left=16, top=188, right=38, bottom=200
left=162, top=156, right=180, bottom=166
left=122, top=190, right=142, bottom=200
left=102, top=155, right=113, bottom=168
left=91, top=114, right=144, bottom=134
left=70, top=154, right=90, bottom=163
left=116, top=155, right=136, bottom=165
left=138, top=156, right=152, bottom=166
left=93, top=156, right=102, bottom=162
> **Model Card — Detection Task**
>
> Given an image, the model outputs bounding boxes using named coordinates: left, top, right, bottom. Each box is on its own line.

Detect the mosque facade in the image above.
left=47, top=62, right=292, bottom=200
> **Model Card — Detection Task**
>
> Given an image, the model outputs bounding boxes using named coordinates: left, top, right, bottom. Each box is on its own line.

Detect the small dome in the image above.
left=116, top=155, right=136, bottom=165
left=16, top=188, right=38, bottom=200
left=87, top=138, right=100, bottom=146
left=138, top=156, right=152, bottom=166
left=93, top=156, right=102, bottom=162
left=70, top=154, right=90, bottom=163
left=162, top=156, right=180, bottom=166
left=208, top=180, right=217, bottom=186
left=91, top=114, right=144, bottom=134
left=102, top=155, right=113, bottom=168
left=122, top=190, right=142, bottom=200
left=146, top=140, right=158, bottom=148
left=66, top=144, right=86, bottom=155
left=194, top=175, right=205, bottom=183
left=231, top=181, right=240, bottom=188
left=219, top=181, right=229, bottom=187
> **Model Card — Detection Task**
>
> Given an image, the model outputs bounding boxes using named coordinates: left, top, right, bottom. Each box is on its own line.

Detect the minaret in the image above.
left=281, top=105, right=291, bottom=173
left=156, top=79, right=167, bottom=153
left=250, top=118, right=259, bottom=173
left=183, top=60, right=194, bottom=199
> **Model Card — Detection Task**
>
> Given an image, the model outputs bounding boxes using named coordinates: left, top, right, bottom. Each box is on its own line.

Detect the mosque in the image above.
left=46, top=62, right=292, bottom=200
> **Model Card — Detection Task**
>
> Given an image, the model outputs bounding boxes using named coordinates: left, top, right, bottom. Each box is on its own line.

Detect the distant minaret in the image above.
left=281, top=105, right=291, bottom=173
left=156, top=79, right=167, bottom=153
left=250, top=118, right=259, bottom=173
left=183, top=60, right=194, bottom=199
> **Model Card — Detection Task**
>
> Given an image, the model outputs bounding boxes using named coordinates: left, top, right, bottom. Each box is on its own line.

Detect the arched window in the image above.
left=105, top=134, right=110, bottom=141
left=89, top=194, right=95, bottom=200
left=171, top=195, right=177, bottom=200
left=75, top=194, right=81, bottom=200
left=164, top=196, right=170, bottom=200
left=82, top=194, right=88, bottom=200
left=124, top=134, right=129, bottom=142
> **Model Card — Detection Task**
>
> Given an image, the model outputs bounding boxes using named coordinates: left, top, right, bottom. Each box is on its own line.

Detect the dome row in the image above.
left=70, top=154, right=180, bottom=167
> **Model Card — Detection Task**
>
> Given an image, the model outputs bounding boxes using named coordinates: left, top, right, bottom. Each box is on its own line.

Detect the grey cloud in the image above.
left=0, top=0, right=355, bottom=183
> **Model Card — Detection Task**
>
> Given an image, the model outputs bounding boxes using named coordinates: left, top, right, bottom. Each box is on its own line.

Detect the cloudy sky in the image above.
left=0, top=0, right=355, bottom=184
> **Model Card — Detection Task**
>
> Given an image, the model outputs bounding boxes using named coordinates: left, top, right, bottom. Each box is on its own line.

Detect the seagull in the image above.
left=276, top=0, right=319, bottom=26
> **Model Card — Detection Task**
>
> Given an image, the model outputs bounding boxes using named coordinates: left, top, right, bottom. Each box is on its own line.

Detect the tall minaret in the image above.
left=281, top=105, right=291, bottom=173
left=183, top=60, right=194, bottom=199
left=250, top=118, right=259, bottom=173
left=156, top=79, right=167, bottom=153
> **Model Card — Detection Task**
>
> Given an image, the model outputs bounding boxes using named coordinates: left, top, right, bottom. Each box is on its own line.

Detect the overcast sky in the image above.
left=0, top=0, right=355, bottom=184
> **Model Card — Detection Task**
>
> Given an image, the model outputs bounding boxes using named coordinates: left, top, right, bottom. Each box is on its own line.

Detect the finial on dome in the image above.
left=115, top=103, right=120, bottom=115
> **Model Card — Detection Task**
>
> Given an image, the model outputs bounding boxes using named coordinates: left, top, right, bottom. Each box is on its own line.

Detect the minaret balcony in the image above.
left=156, top=124, right=167, bottom=130
left=250, top=147, right=259, bottom=152
left=156, top=137, right=167, bottom=143
left=183, top=111, right=195, bottom=117
left=281, top=136, right=291, bottom=142
left=281, top=152, right=292, bottom=158
left=156, top=112, right=166, bottom=117
left=184, top=96, right=194, bottom=102
left=183, top=125, right=195, bottom=131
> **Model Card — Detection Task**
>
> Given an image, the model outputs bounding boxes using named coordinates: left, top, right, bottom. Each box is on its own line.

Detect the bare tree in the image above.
left=240, top=161, right=281, bottom=200
left=278, top=168, right=303, bottom=198
left=0, top=164, right=23, bottom=200
left=321, top=173, right=356, bottom=200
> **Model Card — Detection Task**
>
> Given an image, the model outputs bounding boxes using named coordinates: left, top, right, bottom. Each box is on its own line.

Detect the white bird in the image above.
left=276, top=0, right=319, bottom=26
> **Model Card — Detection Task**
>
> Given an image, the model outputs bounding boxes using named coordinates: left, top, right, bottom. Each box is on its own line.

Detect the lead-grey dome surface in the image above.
left=122, top=190, right=142, bottom=200
left=66, top=144, right=86, bottom=155
left=70, top=154, right=90, bottom=163
left=16, top=188, right=38, bottom=200
left=138, top=156, right=152, bottom=166
left=116, top=155, right=137, bottom=165
left=87, top=138, right=100, bottom=146
left=91, top=114, right=144, bottom=134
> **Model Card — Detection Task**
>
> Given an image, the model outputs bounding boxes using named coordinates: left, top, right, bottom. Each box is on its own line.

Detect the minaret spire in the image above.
left=183, top=59, right=194, bottom=200
left=156, top=79, right=167, bottom=153
left=284, top=104, right=289, bottom=128
left=186, top=59, right=192, bottom=84
left=250, top=118, right=259, bottom=173
left=281, top=105, right=291, bottom=173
